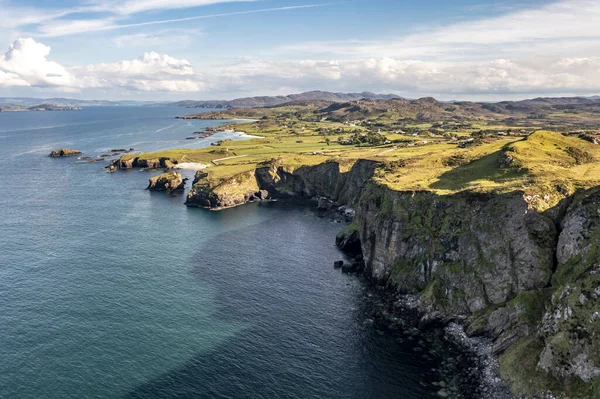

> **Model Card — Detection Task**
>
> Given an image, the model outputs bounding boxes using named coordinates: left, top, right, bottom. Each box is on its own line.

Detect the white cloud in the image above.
left=0, top=38, right=76, bottom=88
left=38, top=18, right=117, bottom=37
left=211, top=56, right=600, bottom=96
left=106, top=0, right=256, bottom=15
left=0, top=69, right=27, bottom=87
left=32, top=4, right=327, bottom=37
left=0, top=38, right=204, bottom=92
left=4, top=0, right=296, bottom=39
left=278, top=0, right=600, bottom=61
left=2, top=21, right=600, bottom=99
left=112, top=29, right=202, bottom=48
left=74, top=51, right=204, bottom=92
left=0, top=2, right=79, bottom=30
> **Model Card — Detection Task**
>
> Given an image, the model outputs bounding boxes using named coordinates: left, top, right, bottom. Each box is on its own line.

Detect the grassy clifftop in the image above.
left=119, top=110, right=600, bottom=211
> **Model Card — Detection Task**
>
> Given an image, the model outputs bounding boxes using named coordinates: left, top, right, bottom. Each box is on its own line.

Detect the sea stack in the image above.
left=147, top=172, right=186, bottom=192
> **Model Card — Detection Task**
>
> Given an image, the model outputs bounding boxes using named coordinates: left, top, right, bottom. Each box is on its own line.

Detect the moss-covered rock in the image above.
left=147, top=172, right=185, bottom=192
left=49, top=148, right=82, bottom=157
left=335, top=223, right=362, bottom=255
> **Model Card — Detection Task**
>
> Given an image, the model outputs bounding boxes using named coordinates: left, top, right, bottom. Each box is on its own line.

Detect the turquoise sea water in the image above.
left=0, top=107, right=442, bottom=398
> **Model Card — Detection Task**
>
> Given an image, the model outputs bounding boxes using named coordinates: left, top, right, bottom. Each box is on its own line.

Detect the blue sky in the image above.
left=1, top=0, right=599, bottom=100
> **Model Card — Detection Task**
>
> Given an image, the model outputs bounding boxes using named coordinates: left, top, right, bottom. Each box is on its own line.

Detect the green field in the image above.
left=120, top=102, right=600, bottom=211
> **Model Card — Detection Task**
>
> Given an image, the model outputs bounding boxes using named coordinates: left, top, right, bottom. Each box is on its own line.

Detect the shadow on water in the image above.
left=124, top=203, right=440, bottom=399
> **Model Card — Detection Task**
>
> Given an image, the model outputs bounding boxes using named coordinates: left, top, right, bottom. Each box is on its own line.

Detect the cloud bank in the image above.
left=2, top=37, right=600, bottom=98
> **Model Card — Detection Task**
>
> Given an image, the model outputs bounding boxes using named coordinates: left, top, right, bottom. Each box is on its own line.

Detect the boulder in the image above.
left=333, top=260, right=344, bottom=269
left=335, top=224, right=362, bottom=255
left=255, top=190, right=270, bottom=200
left=317, top=197, right=333, bottom=210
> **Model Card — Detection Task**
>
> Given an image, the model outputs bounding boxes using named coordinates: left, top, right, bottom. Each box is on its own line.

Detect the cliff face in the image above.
left=255, top=159, right=379, bottom=204
left=537, top=189, right=600, bottom=385
left=182, top=158, right=600, bottom=397
left=356, top=184, right=556, bottom=314
left=117, top=156, right=177, bottom=169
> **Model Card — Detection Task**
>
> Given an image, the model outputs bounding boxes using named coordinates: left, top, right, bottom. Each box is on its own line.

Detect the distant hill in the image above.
left=167, top=91, right=402, bottom=109
left=0, top=97, right=158, bottom=107
left=181, top=95, right=600, bottom=130
left=28, top=104, right=81, bottom=111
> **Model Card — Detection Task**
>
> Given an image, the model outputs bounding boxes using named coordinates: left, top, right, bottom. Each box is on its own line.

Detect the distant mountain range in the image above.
left=2, top=93, right=600, bottom=111
left=182, top=95, right=600, bottom=131
left=165, top=91, right=402, bottom=109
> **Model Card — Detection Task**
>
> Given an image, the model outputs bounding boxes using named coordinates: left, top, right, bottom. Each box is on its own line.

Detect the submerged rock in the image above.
left=49, top=148, right=82, bottom=157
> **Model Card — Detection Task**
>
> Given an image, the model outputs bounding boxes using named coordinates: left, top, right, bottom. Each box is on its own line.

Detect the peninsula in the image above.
left=113, top=96, right=600, bottom=399
left=0, top=103, right=81, bottom=112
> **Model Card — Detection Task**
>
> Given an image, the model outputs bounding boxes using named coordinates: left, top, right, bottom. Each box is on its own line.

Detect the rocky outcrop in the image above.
left=49, top=148, right=82, bottom=157
left=185, top=170, right=263, bottom=209
left=116, top=156, right=178, bottom=169
left=147, top=172, right=186, bottom=192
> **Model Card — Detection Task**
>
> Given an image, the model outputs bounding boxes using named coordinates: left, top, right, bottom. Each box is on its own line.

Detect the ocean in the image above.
left=0, top=107, right=447, bottom=398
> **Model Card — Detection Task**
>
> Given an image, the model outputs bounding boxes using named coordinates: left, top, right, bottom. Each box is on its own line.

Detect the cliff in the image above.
left=182, top=158, right=600, bottom=398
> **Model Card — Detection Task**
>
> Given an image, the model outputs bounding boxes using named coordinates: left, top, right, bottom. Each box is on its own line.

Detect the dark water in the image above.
left=0, top=107, right=444, bottom=398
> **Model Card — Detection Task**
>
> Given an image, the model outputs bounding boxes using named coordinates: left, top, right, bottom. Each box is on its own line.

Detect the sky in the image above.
left=1, top=0, right=599, bottom=101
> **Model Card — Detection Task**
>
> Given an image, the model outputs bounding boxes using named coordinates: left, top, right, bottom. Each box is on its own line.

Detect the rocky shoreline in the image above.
left=177, top=159, right=600, bottom=398
left=109, top=154, right=599, bottom=398
left=321, top=203, right=515, bottom=399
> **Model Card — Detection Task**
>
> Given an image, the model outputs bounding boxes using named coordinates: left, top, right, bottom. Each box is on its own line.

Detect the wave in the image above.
left=155, top=124, right=177, bottom=133
left=12, top=143, right=70, bottom=158
left=0, top=119, right=109, bottom=134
